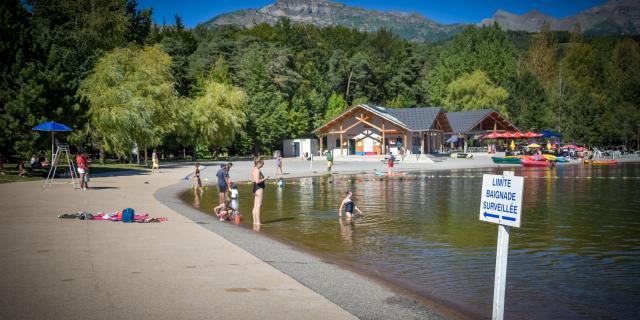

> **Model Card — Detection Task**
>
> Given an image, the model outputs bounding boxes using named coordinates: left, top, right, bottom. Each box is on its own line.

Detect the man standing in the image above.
left=326, top=150, right=333, bottom=173
left=216, top=164, right=230, bottom=205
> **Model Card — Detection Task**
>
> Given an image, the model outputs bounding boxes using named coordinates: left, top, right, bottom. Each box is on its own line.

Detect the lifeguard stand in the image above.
left=44, top=144, right=79, bottom=190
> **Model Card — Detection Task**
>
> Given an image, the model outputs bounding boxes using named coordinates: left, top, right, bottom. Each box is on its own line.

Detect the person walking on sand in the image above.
left=339, top=190, right=363, bottom=219
left=275, top=153, right=283, bottom=178
left=151, top=149, right=159, bottom=173
left=193, top=162, right=203, bottom=194
left=326, top=150, right=333, bottom=173
left=251, top=157, right=269, bottom=226
left=76, top=152, right=89, bottom=190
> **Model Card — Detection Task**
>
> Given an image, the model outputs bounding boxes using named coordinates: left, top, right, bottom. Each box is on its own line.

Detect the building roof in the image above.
left=446, top=109, right=494, bottom=133
left=446, top=109, right=518, bottom=133
left=380, top=107, right=445, bottom=132
left=313, top=104, right=452, bottom=134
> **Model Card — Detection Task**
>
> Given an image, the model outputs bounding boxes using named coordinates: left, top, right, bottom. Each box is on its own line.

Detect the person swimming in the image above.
left=339, top=190, right=363, bottom=219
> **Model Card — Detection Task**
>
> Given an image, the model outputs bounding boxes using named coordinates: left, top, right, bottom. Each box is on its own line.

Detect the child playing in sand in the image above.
left=339, top=190, right=363, bottom=219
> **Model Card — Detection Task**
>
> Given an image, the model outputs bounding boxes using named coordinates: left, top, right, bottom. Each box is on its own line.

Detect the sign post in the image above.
left=479, top=171, right=524, bottom=320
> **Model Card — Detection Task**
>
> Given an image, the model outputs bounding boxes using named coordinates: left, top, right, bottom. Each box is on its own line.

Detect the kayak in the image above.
left=375, top=171, right=407, bottom=177
left=491, top=157, right=521, bottom=164
left=542, top=154, right=557, bottom=161
left=556, top=156, right=570, bottom=163
left=450, top=153, right=473, bottom=159
left=583, top=159, right=617, bottom=165
left=521, top=159, right=552, bottom=167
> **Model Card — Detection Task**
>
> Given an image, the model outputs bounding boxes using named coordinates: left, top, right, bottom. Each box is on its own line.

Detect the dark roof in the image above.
left=374, top=106, right=444, bottom=132
left=446, top=109, right=494, bottom=133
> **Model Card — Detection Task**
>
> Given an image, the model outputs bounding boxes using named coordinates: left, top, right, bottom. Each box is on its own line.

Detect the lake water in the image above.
left=183, top=163, right=640, bottom=319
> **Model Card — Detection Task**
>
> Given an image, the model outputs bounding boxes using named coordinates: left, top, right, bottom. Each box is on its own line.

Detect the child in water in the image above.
left=214, top=197, right=237, bottom=222
left=229, top=183, right=239, bottom=211
left=339, top=190, right=363, bottom=219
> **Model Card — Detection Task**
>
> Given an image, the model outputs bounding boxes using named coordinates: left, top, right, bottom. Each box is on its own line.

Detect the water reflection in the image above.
left=183, top=163, right=640, bottom=319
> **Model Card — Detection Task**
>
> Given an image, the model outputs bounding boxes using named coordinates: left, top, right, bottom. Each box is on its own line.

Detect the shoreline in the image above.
left=167, top=156, right=640, bottom=319
left=157, top=181, right=460, bottom=320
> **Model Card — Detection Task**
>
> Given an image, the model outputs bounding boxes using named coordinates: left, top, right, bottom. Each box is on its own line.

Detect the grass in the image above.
left=89, top=163, right=149, bottom=175
left=0, top=162, right=149, bottom=184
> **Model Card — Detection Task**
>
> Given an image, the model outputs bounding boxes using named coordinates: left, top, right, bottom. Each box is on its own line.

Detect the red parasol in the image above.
left=561, top=145, right=577, bottom=149
left=574, top=147, right=587, bottom=152
left=482, top=132, right=503, bottom=139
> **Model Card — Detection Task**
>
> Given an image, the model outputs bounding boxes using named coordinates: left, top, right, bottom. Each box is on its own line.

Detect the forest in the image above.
left=1, top=0, right=639, bottom=162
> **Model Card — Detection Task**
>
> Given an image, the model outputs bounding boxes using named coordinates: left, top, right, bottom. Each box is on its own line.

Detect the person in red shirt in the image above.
left=76, top=152, right=89, bottom=190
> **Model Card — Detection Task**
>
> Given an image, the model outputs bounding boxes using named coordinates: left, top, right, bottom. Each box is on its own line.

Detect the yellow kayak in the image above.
left=543, top=154, right=557, bottom=161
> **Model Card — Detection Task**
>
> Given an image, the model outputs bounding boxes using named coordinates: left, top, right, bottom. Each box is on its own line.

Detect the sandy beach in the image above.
left=1, top=155, right=637, bottom=319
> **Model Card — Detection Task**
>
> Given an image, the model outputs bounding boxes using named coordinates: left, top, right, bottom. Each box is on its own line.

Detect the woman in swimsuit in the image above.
left=251, top=157, right=269, bottom=226
left=339, top=190, right=363, bottom=219
left=194, top=162, right=203, bottom=194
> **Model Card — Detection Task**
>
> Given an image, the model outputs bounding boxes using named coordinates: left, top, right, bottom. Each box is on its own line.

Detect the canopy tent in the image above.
left=32, top=121, right=73, bottom=164
left=540, top=130, right=562, bottom=138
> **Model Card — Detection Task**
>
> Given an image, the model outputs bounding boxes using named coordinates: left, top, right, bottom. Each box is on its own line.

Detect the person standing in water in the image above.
left=251, top=157, right=269, bottom=227
left=193, top=162, right=203, bottom=194
left=216, top=164, right=229, bottom=205
left=326, top=150, right=333, bottom=173
left=339, top=190, right=363, bottom=219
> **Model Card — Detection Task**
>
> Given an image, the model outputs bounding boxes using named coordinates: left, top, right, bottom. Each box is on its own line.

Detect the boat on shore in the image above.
left=491, top=157, right=521, bottom=164
left=583, top=159, right=617, bottom=165
left=556, top=156, right=570, bottom=163
left=521, top=159, right=552, bottom=167
left=375, top=171, right=407, bottom=177
left=542, top=154, right=557, bottom=162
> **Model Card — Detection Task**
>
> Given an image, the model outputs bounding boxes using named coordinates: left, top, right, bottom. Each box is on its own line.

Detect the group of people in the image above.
left=192, top=154, right=364, bottom=229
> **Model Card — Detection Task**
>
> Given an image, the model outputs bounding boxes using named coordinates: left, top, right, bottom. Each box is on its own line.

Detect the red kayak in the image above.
left=520, top=159, right=552, bottom=167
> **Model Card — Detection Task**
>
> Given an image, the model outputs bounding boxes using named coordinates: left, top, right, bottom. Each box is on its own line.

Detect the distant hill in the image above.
left=479, top=0, right=640, bottom=35
left=202, top=0, right=466, bottom=42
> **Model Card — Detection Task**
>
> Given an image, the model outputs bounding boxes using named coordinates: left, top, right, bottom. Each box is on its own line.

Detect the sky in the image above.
left=137, top=0, right=609, bottom=27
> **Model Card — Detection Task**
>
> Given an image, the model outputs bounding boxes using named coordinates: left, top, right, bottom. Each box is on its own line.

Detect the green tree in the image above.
left=324, top=93, right=349, bottom=122
left=443, top=70, right=509, bottom=115
left=508, top=72, right=549, bottom=131
left=178, top=78, right=247, bottom=160
left=79, top=45, right=178, bottom=162
left=425, top=24, right=517, bottom=106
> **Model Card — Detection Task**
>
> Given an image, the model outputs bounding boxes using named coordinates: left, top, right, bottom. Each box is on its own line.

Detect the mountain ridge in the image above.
left=202, top=0, right=640, bottom=42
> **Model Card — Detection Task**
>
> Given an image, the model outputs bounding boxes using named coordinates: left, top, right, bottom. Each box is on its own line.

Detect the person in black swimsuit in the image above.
left=193, top=162, right=203, bottom=194
left=251, top=157, right=269, bottom=227
left=339, top=190, right=363, bottom=219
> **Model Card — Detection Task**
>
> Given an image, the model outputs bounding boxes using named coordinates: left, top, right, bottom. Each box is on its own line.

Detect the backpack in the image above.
left=122, top=208, right=135, bottom=223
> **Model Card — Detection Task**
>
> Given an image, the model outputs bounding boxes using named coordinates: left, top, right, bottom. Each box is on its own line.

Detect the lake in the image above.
left=183, top=162, right=640, bottom=319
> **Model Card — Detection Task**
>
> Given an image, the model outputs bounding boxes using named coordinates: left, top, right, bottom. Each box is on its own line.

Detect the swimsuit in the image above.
left=195, top=168, right=201, bottom=186
left=253, top=171, right=265, bottom=194
left=344, top=200, right=354, bottom=214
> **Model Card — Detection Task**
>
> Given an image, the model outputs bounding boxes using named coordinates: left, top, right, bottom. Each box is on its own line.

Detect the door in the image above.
left=293, top=142, right=300, bottom=157
left=348, top=139, right=356, bottom=155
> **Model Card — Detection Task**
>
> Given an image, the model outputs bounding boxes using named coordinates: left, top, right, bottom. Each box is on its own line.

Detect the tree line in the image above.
left=1, top=0, right=639, bottom=163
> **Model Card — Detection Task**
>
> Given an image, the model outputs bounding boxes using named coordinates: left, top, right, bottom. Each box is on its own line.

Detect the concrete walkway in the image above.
left=0, top=163, right=356, bottom=320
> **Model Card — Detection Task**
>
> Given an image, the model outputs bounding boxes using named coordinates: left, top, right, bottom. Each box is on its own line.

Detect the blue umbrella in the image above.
left=540, top=130, right=562, bottom=138
left=32, top=121, right=73, bottom=164
left=445, top=136, right=458, bottom=143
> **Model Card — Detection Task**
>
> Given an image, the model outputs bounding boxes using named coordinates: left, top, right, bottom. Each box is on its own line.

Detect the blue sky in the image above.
left=137, top=0, right=608, bottom=27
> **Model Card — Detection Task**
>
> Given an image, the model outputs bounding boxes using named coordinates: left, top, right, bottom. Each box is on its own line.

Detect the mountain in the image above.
left=480, top=0, right=640, bottom=35
left=202, top=0, right=466, bottom=42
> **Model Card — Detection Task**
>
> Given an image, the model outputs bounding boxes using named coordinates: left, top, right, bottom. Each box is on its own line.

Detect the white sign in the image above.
left=479, top=172, right=524, bottom=228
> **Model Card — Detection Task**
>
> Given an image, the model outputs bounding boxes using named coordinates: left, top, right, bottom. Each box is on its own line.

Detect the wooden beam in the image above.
left=382, top=122, right=386, bottom=154
left=340, top=123, right=344, bottom=156
left=319, top=134, right=324, bottom=154
left=355, top=116, right=383, bottom=132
